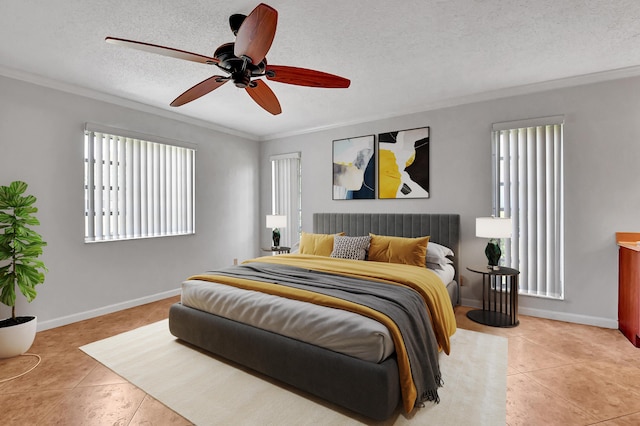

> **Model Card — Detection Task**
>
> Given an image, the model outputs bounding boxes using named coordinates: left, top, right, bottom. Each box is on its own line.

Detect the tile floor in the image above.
left=457, top=306, right=640, bottom=426
left=1, top=298, right=640, bottom=425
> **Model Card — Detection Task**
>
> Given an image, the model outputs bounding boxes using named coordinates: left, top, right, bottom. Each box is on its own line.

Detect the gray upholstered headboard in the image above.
left=313, top=213, right=460, bottom=285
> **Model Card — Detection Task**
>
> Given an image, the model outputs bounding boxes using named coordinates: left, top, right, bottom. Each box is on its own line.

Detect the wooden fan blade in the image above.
left=170, top=76, right=229, bottom=107
left=106, top=37, right=218, bottom=64
left=234, top=3, right=277, bottom=64
left=266, top=65, right=350, bottom=88
left=246, top=79, right=282, bottom=115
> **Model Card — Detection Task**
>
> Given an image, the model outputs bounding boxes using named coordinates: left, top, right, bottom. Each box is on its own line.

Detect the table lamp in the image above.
left=266, top=215, right=287, bottom=248
left=476, top=217, right=512, bottom=270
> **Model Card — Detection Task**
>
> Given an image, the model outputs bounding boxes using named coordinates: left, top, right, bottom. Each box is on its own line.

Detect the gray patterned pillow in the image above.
left=330, top=235, right=371, bottom=260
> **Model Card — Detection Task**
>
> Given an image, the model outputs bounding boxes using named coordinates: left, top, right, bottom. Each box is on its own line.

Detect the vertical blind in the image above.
left=84, top=127, right=195, bottom=242
left=270, top=152, right=301, bottom=248
left=492, top=117, right=564, bottom=299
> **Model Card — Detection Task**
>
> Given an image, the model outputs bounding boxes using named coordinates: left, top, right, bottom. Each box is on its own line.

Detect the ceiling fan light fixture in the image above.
left=232, top=71, right=251, bottom=88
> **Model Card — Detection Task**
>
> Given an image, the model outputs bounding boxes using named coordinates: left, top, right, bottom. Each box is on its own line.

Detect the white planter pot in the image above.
left=0, top=316, right=37, bottom=359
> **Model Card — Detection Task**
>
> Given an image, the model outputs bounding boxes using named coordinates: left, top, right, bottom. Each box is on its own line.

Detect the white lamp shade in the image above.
left=476, top=217, right=512, bottom=238
left=266, top=215, right=287, bottom=229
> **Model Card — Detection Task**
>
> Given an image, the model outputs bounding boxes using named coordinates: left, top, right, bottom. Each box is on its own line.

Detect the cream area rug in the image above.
left=81, top=320, right=507, bottom=425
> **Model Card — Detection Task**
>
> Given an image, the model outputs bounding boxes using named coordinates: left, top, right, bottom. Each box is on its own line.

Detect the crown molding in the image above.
left=3, top=63, right=640, bottom=143
left=0, top=65, right=259, bottom=141
left=260, top=64, right=640, bottom=141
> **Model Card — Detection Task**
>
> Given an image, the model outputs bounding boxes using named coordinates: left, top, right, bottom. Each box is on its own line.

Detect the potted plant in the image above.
left=0, top=181, right=47, bottom=358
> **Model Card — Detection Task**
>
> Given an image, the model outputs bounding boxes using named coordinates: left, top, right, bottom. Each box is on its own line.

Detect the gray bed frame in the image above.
left=169, top=213, right=460, bottom=421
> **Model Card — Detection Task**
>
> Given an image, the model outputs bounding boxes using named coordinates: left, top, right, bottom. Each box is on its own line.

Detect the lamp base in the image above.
left=272, top=228, right=281, bottom=249
left=485, top=239, right=502, bottom=269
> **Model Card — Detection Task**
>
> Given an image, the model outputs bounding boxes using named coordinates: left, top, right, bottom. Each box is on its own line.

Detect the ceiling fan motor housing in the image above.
left=213, top=42, right=267, bottom=87
left=229, top=14, right=246, bottom=36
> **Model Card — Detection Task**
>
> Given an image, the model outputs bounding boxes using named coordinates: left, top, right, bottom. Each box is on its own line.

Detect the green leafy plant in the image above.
left=0, top=181, right=47, bottom=323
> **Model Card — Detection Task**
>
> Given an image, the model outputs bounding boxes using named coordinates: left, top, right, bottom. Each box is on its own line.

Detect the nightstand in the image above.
left=466, top=265, right=520, bottom=327
left=261, top=247, right=291, bottom=255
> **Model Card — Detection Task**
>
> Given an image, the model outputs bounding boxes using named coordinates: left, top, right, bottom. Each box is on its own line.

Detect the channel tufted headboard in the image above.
left=313, top=213, right=460, bottom=303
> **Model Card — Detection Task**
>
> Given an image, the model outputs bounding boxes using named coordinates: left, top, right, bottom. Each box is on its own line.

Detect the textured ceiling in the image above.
left=2, top=1, right=640, bottom=140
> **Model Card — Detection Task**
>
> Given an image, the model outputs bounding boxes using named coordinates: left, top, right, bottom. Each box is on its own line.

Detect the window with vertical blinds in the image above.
left=492, top=116, right=564, bottom=299
left=270, top=152, right=301, bottom=247
left=84, top=125, right=196, bottom=242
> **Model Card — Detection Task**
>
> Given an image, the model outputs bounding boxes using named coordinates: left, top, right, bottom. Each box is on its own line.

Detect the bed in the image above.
left=169, top=213, right=460, bottom=420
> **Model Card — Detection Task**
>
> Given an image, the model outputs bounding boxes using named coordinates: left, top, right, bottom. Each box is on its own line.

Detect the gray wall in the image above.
left=0, top=75, right=260, bottom=330
left=3, top=72, right=637, bottom=331
left=260, top=75, right=640, bottom=328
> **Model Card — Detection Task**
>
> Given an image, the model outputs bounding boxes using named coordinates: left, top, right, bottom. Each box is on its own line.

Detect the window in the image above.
left=270, top=152, right=301, bottom=247
left=84, top=125, right=195, bottom=242
left=492, top=116, right=564, bottom=299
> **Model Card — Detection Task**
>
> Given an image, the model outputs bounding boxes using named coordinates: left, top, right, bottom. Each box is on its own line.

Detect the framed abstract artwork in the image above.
left=377, top=127, right=430, bottom=199
left=332, top=135, right=376, bottom=200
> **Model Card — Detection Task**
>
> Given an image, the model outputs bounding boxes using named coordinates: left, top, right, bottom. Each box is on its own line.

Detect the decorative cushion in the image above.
left=299, top=232, right=345, bottom=257
left=330, top=235, right=371, bottom=260
left=368, top=234, right=430, bottom=267
left=426, top=242, right=454, bottom=266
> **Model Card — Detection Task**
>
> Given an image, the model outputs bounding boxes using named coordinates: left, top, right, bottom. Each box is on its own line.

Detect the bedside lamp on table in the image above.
left=476, top=217, right=512, bottom=270
left=266, top=215, right=287, bottom=249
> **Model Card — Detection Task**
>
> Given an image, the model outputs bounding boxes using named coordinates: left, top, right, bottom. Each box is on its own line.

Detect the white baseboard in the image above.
left=460, top=297, right=618, bottom=329
left=37, top=288, right=181, bottom=332
left=39, top=291, right=619, bottom=332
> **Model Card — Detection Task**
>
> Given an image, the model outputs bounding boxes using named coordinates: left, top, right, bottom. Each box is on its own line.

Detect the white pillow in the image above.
left=330, top=235, right=371, bottom=260
left=427, top=242, right=454, bottom=266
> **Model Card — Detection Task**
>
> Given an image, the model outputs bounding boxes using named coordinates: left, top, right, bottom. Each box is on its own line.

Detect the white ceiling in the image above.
left=2, top=1, right=640, bottom=140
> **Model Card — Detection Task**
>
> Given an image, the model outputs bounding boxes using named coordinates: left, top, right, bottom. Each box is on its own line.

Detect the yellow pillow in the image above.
left=368, top=234, right=430, bottom=267
left=299, top=232, right=345, bottom=256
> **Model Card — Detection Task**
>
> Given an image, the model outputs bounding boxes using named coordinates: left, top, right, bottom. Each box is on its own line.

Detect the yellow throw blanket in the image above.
left=189, top=254, right=457, bottom=413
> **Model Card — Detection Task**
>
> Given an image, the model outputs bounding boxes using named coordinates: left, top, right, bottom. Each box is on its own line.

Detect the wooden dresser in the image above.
left=617, top=232, right=640, bottom=347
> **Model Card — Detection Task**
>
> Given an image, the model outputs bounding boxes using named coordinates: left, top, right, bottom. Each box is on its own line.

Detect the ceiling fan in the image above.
left=105, top=3, right=350, bottom=115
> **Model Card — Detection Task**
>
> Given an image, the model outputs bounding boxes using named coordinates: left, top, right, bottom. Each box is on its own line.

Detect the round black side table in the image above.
left=466, top=265, right=520, bottom=327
